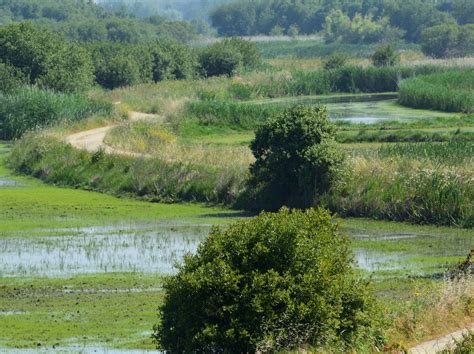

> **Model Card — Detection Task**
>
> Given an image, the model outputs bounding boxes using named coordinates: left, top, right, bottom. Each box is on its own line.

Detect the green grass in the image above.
left=255, top=40, right=420, bottom=59
left=0, top=273, right=163, bottom=350
left=0, top=88, right=112, bottom=139
left=399, top=70, right=474, bottom=113
left=0, top=142, right=241, bottom=236
left=378, top=141, right=474, bottom=164
left=2, top=138, right=473, bottom=350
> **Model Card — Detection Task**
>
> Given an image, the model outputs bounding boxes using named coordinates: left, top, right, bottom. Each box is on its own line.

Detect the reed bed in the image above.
left=328, top=147, right=473, bottom=228
left=0, top=87, right=112, bottom=139
left=10, top=135, right=246, bottom=205
left=105, top=121, right=254, bottom=169
left=398, top=70, right=474, bottom=113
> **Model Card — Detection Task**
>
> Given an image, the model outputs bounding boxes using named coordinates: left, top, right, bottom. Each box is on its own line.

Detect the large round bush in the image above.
left=246, top=105, right=344, bottom=211
left=154, top=208, right=381, bottom=352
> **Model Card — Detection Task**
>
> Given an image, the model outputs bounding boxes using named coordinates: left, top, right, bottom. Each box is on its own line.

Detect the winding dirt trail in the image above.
left=65, top=111, right=158, bottom=157
left=409, top=324, right=474, bottom=353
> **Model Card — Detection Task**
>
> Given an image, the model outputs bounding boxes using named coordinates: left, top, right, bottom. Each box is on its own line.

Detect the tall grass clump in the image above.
left=328, top=142, right=473, bottom=228
left=0, top=87, right=112, bottom=139
left=378, top=141, right=474, bottom=165
left=255, top=40, right=419, bottom=59
left=399, top=70, right=474, bottom=113
left=185, top=100, right=282, bottom=130
left=256, top=65, right=444, bottom=98
left=9, top=135, right=246, bottom=205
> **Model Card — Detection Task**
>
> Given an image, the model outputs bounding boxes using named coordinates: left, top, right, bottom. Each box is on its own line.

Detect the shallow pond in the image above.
left=1, top=224, right=471, bottom=278
left=0, top=177, right=22, bottom=188
left=0, top=225, right=209, bottom=277
left=259, top=94, right=453, bottom=124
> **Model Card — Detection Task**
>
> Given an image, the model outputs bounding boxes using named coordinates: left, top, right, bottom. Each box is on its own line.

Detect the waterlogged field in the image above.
left=1, top=140, right=473, bottom=351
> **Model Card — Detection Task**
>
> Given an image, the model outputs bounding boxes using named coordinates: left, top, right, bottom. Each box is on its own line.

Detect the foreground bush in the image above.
left=0, top=87, right=112, bottom=139
left=245, top=105, right=344, bottom=211
left=154, top=208, right=382, bottom=352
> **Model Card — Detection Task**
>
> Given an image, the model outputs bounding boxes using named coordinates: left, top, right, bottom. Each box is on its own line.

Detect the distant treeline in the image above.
left=0, top=0, right=201, bottom=43
left=0, top=22, right=261, bottom=92
left=211, top=0, right=474, bottom=52
left=96, top=0, right=233, bottom=22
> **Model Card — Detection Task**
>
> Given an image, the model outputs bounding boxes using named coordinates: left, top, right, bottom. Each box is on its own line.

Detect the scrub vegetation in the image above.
left=1, top=0, right=473, bottom=352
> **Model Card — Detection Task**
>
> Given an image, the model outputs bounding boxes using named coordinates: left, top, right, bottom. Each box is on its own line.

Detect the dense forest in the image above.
left=211, top=0, right=474, bottom=49
left=0, top=0, right=202, bottom=42
left=96, top=0, right=233, bottom=21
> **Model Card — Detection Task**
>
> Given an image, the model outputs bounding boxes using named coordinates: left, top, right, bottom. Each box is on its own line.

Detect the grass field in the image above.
left=3, top=54, right=474, bottom=351
left=1, top=135, right=473, bottom=350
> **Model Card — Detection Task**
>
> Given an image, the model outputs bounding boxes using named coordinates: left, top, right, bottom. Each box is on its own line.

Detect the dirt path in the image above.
left=409, top=324, right=474, bottom=353
left=65, top=111, right=158, bottom=157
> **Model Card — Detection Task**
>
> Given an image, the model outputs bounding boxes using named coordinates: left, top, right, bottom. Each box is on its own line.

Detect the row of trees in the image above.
left=210, top=0, right=473, bottom=49
left=0, top=23, right=261, bottom=92
left=0, top=0, right=201, bottom=43
left=96, top=0, right=233, bottom=22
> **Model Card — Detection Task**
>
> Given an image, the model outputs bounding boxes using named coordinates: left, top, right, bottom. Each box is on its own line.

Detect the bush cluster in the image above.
left=199, top=38, right=261, bottom=77
left=0, top=22, right=262, bottom=92
left=154, top=208, right=382, bottom=352
left=0, top=22, right=94, bottom=93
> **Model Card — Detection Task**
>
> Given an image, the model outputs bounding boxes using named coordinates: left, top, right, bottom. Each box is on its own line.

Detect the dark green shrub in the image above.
left=371, top=44, right=400, bottom=67
left=97, top=55, right=142, bottom=89
left=199, top=38, right=261, bottom=77
left=154, top=208, right=381, bottom=352
left=149, top=40, right=197, bottom=81
left=0, top=22, right=93, bottom=92
left=199, top=41, right=244, bottom=77
left=246, top=105, right=344, bottom=211
left=0, top=63, right=24, bottom=93
left=89, top=42, right=153, bottom=89
left=324, top=52, right=349, bottom=70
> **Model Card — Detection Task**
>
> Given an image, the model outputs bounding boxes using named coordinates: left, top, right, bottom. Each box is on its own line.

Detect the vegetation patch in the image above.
left=154, top=208, right=383, bottom=352
left=0, top=88, right=112, bottom=140
left=399, top=70, right=474, bottom=113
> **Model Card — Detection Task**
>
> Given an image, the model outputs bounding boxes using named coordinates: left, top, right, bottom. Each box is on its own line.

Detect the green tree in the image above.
left=451, top=0, right=474, bottom=25
left=154, top=208, right=382, bottom=352
left=246, top=105, right=344, bottom=211
left=421, top=23, right=461, bottom=58
left=0, top=63, right=24, bottom=93
left=458, top=25, right=474, bottom=56
left=199, top=38, right=260, bottom=77
left=0, top=22, right=93, bottom=92
left=200, top=43, right=242, bottom=77
left=371, top=44, right=400, bottom=67
left=324, top=52, right=349, bottom=70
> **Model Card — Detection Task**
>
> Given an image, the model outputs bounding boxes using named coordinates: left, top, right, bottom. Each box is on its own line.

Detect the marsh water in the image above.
left=260, top=94, right=452, bottom=124
left=1, top=223, right=471, bottom=278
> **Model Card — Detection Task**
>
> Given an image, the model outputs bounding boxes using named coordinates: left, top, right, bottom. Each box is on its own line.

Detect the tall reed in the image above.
left=0, top=87, right=112, bottom=139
